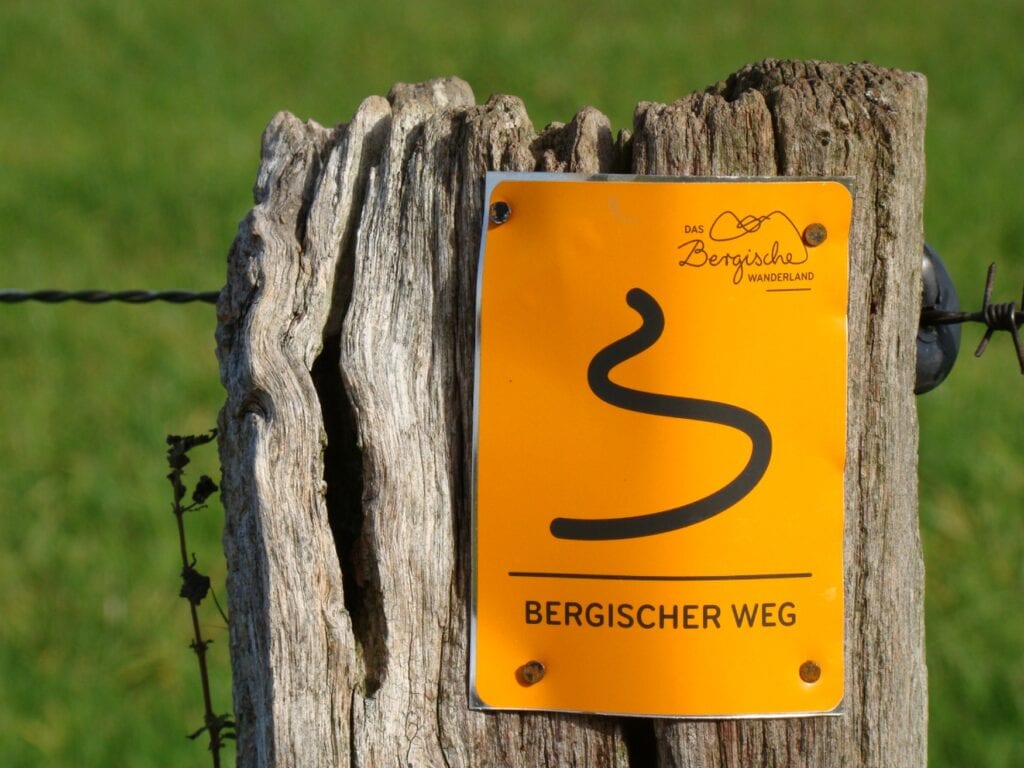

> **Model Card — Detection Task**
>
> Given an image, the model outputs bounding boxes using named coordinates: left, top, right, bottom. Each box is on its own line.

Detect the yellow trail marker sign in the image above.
left=471, top=173, right=851, bottom=718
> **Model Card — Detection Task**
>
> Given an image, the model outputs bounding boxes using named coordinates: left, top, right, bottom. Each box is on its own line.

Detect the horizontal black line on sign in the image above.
left=766, top=287, right=812, bottom=293
left=507, top=571, right=813, bottom=582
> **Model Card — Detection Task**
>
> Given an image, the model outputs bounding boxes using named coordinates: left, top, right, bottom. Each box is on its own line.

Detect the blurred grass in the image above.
left=1, top=1, right=1022, bottom=765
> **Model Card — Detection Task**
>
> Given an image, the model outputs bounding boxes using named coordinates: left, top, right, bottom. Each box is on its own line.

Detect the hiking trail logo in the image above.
left=677, top=210, right=814, bottom=287
left=549, top=288, right=772, bottom=541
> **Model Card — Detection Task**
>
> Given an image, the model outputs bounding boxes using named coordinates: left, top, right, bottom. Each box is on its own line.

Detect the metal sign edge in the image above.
left=467, top=171, right=853, bottom=719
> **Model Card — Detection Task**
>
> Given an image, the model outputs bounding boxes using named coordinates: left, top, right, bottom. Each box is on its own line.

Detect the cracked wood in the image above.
left=217, top=60, right=927, bottom=767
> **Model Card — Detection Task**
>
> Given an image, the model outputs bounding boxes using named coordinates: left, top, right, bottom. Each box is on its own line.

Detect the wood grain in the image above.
left=217, top=60, right=927, bottom=767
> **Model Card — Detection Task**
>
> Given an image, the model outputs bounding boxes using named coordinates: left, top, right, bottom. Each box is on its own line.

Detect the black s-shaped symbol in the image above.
left=549, top=288, right=772, bottom=541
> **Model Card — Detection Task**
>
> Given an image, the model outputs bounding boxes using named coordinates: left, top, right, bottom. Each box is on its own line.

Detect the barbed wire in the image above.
left=0, top=289, right=221, bottom=305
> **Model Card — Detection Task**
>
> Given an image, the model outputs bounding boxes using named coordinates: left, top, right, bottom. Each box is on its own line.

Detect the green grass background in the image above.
left=1, top=1, right=1022, bottom=765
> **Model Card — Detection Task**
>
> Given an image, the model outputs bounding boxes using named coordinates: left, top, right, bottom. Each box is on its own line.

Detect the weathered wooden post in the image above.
left=217, top=60, right=926, bottom=767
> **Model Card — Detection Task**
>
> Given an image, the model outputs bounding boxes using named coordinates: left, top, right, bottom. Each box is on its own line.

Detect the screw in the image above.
left=799, top=660, right=821, bottom=683
left=517, top=660, right=546, bottom=686
left=802, top=223, right=827, bottom=247
left=489, top=201, right=512, bottom=225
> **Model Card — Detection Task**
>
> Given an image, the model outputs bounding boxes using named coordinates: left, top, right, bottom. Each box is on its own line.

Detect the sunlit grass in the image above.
left=1, top=1, right=1022, bottom=765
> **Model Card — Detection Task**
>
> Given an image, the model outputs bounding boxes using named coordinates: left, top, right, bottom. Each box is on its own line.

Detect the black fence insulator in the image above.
left=0, top=289, right=221, bottom=305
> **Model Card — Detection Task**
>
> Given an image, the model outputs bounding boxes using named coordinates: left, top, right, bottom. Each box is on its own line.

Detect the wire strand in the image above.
left=0, top=289, right=221, bottom=305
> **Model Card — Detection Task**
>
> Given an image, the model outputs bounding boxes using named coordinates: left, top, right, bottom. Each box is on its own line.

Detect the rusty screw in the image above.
left=517, top=660, right=546, bottom=686
left=799, top=660, right=822, bottom=683
left=803, top=223, right=828, bottom=247
left=489, top=201, right=512, bottom=225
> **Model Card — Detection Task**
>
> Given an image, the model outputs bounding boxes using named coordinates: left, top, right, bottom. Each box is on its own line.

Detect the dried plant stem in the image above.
left=167, top=431, right=234, bottom=766
left=176, top=522, right=221, bottom=766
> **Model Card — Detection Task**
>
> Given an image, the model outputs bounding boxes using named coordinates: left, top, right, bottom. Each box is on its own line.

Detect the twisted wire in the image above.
left=982, top=301, right=1019, bottom=332
left=0, top=289, right=221, bottom=305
